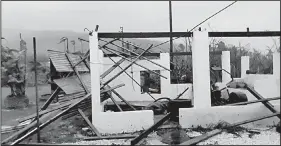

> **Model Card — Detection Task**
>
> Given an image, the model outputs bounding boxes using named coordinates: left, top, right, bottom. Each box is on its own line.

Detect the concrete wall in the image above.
left=179, top=32, right=280, bottom=129
left=179, top=103, right=280, bottom=129
left=102, top=53, right=192, bottom=102
left=90, top=32, right=154, bottom=134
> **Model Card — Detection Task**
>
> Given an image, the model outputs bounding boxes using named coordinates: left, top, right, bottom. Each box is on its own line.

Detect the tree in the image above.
left=1, top=38, right=29, bottom=109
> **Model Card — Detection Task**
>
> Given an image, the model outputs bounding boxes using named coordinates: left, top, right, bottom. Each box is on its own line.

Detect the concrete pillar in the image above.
left=221, top=51, right=231, bottom=83
left=99, top=50, right=104, bottom=76
left=273, top=53, right=280, bottom=79
left=192, top=31, right=211, bottom=108
left=160, top=53, right=171, bottom=97
left=90, top=32, right=101, bottom=122
left=241, top=56, right=249, bottom=78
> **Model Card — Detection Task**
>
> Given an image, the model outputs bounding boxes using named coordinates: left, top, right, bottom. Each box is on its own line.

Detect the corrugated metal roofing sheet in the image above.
left=48, top=50, right=89, bottom=72
left=53, top=73, right=91, bottom=95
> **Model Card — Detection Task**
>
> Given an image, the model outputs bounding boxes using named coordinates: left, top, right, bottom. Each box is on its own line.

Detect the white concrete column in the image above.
left=99, top=50, right=104, bottom=75
left=221, top=51, right=231, bottom=83
left=90, top=32, right=101, bottom=122
left=192, top=31, right=211, bottom=108
left=273, top=53, right=280, bottom=79
left=241, top=56, right=249, bottom=78
left=160, top=53, right=171, bottom=97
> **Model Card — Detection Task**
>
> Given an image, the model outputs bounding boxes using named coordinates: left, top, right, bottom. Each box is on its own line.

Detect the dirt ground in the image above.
left=1, top=84, right=51, bottom=126
left=1, top=84, right=280, bottom=145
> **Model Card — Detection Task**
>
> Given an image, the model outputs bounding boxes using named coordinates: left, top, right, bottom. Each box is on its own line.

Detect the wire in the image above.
left=150, top=1, right=238, bottom=50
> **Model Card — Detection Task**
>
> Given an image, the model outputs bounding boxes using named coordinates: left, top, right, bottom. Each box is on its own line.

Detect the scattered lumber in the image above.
left=84, top=135, right=138, bottom=140
left=77, top=108, right=102, bottom=138
left=180, top=112, right=280, bottom=145
left=245, top=84, right=280, bottom=119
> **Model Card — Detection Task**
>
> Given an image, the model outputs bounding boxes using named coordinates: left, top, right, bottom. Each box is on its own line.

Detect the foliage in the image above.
left=171, top=37, right=280, bottom=83
left=1, top=45, right=26, bottom=87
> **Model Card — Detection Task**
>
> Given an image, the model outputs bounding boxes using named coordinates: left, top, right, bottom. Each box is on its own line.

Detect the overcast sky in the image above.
left=2, top=1, right=280, bottom=52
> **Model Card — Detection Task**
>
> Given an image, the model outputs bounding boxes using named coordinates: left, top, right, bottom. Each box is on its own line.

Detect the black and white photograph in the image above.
left=0, top=0, right=280, bottom=145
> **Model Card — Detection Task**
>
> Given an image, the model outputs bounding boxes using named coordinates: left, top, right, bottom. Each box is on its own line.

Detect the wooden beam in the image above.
left=98, top=31, right=280, bottom=38
left=84, top=135, right=138, bottom=140
left=226, top=96, right=280, bottom=106
left=100, top=58, right=126, bottom=79
left=99, top=39, right=171, bottom=72
left=10, top=93, right=92, bottom=145
left=77, top=108, right=102, bottom=137
left=102, top=45, right=167, bottom=79
left=130, top=113, right=172, bottom=145
left=103, top=51, right=222, bottom=57
left=65, top=53, right=90, bottom=93
left=101, top=44, right=158, bottom=88
left=17, top=84, right=125, bottom=124
left=245, top=85, right=281, bottom=119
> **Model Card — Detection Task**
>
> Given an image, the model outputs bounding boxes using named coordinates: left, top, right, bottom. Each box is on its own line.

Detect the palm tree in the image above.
left=1, top=41, right=29, bottom=108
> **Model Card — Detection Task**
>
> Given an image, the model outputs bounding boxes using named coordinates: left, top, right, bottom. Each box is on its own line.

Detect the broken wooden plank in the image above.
left=180, top=112, right=280, bottom=145
left=10, top=93, right=92, bottom=145
left=18, top=84, right=125, bottom=124
left=131, top=113, right=172, bottom=145
left=100, top=38, right=171, bottom=72
left=77, top=108, right=102, bottom=137
left=101, top=44, right=154, bottom=88
left=174, top=87, right=189, bottom=100
left=227, top=97, right=280, bottom=106
left=1, top=111, right=58, bottom=145
left=110, top=87, right=137, bottom=111
left=100, top=58, right=126, bottom=79
left=245, top=84, right=280, bottom=119
left=108, top=94, right=123, bottom=111
left=84, top=135, right=138, bottom=140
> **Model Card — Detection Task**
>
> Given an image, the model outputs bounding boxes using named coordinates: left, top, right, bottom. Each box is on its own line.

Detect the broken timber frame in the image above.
left=130, top=87, right=191, bottom=145
left=101, top=45, right=167, bottom=79
left=81, top=55, right=124, bottom=112
left=2, top=84, right=125, bottom=145
left=103, top=50, right=157, bottom=101
left=100, top=44, right=154, bottom=89
left=99, top=38, right=171, bottom=72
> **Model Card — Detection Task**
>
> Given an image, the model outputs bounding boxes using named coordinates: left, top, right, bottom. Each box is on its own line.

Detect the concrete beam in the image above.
left=192, top=31, right=211, bottom=108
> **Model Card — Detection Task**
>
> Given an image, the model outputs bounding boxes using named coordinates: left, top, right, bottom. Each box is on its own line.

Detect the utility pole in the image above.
left=33, top=37, right=40, bottom=143
left=169, top=0, right=173, bottom=62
